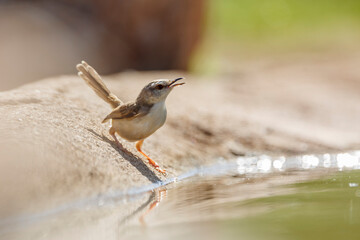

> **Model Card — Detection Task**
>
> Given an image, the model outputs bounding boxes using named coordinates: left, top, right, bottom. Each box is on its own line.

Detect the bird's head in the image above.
left=136, top=78, right=185, bottom=105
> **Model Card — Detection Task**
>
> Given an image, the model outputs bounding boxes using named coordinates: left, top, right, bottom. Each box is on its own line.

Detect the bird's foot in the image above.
left=155, top=166, right=167, bottom=176
left=136, top=139, right=167, bottom=176
left=147, top=158, right=167, bottom=176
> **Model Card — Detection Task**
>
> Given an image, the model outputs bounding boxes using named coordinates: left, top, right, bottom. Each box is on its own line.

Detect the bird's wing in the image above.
left=102, top=102, right=145, bottom=123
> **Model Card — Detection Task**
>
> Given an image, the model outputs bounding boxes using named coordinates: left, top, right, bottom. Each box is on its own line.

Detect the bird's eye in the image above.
left=156, top=85, right=164, bottom=90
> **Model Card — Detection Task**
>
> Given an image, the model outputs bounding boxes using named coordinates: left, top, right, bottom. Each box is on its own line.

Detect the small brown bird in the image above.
left=76, top=61, right=184, bottom=175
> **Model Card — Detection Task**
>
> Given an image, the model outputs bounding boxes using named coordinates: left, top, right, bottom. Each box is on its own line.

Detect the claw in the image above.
left=156, top=167, right=167, bottom=176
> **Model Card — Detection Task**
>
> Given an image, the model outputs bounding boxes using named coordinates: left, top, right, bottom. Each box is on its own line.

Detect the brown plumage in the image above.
left=76, top=61, right=185, bottom=175
left=76, top=62, right=122, bottom=108
left=102, top=102, right=152, bottom=123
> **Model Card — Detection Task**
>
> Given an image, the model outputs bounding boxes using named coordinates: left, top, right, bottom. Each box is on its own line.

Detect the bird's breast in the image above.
left=111, top=101, right=167, bottom=141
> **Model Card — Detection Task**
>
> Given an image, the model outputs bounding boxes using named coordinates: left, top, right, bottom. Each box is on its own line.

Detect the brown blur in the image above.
left=0, top=0, right=205, bottom=91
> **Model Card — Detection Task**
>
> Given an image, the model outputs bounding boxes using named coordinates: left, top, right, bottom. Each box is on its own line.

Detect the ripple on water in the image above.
left=2, top=151, right=360, bottom=240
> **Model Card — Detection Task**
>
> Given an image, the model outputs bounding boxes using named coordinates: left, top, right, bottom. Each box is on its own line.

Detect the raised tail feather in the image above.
left=76, top=61, right=122, bottom=108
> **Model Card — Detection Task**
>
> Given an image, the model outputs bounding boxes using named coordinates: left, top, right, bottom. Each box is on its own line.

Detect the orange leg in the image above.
left=136, top=139, right=166, bottom=175
left=109, top=127, right=124, bottom=149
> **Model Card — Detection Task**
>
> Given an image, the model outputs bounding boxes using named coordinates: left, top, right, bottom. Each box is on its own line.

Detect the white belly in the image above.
left=111, top=101, right=167, bottom=142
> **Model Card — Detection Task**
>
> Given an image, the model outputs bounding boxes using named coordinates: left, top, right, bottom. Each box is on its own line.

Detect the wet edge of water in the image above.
left=1, top=150, right=360, bottom=233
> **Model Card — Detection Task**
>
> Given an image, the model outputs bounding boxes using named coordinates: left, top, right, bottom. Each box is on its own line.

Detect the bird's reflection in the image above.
left=139, top=188, right=167, bottom=225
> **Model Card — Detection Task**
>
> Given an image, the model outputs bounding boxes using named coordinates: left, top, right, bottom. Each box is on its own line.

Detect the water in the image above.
left=2, top=152, right=360, bottom=240
left=124, top=171, right=360, bottom=240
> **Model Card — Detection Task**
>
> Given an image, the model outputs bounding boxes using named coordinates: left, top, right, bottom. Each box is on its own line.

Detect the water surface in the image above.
left=124, top=170, right=360, bottom=240
left=2, top=152, right=360, bottom=240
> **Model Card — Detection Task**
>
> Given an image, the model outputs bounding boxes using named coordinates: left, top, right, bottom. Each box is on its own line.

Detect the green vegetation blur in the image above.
left=210, top=0, right=360, bottom=46
left=193, top=0, right=360, bottom=73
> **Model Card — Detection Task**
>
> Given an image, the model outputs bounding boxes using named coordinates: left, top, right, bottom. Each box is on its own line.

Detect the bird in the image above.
left=76, top=61, right=184, bottom=175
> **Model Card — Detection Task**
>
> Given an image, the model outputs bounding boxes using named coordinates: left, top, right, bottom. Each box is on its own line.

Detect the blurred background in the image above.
left=0, top=0, right=360, bottom=90
left=1, top=2, right=360, bottom=239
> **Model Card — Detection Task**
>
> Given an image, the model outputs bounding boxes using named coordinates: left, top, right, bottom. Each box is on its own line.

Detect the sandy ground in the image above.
left=0, top=52, right=360, bottom=218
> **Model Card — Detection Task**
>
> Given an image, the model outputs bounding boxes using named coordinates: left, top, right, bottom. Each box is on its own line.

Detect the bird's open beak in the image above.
left=168, top=77, right=185, bottom=88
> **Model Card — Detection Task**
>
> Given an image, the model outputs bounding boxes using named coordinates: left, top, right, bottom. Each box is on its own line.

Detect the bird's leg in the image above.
left=109, top=127, right=124, bottom=149
left=136, top=139, right=166, bottom=175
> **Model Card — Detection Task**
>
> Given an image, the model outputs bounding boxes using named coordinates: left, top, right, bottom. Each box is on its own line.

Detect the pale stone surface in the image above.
left=0, top=54, right=360, bottom=217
